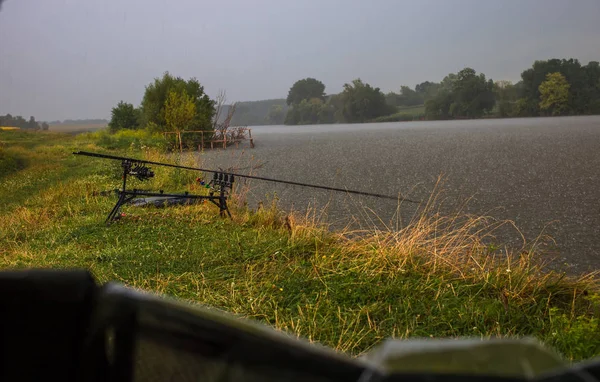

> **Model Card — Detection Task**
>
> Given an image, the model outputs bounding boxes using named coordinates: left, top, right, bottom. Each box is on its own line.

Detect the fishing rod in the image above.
left=73, top=151, right=420, bottom=204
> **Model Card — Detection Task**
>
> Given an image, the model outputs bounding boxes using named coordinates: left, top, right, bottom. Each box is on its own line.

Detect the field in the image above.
left=1, top=129, right=599, bottom=361
left=49, top=122, right=107, bottom=133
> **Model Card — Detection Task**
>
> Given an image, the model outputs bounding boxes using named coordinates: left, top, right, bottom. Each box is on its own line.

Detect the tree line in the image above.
left=0, top=114, right=49, bottom=130
left=107, top=57, right=600, bottom=136
left=283, top=58, right=600, bottom=125
left=49, top=119, right=108, bottom=125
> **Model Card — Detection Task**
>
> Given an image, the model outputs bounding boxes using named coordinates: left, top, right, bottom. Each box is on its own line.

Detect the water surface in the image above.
left=200, top=116, right=600, bottom=272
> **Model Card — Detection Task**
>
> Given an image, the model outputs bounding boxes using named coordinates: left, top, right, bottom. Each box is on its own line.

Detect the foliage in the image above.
left=415, top=81, right=442, bottom=99
left=140, top=72, right=215, bottom=132
left=286, top=78, right=326, bottom=106
left=515, top=98, right=539, bottom=117
left=1, top=131, right=599, bottom=361
left=284, top=98, right=334, bottom=125
left=0, top=114, right=43, bottom=130
left=108, top=101, right=140, bottom=133
left=450, top=68, right=496, bottom=118
left=425, top=68, right=495, bottom=119
left=424, top=90, right=454, bottom=120
left=164, top=91, right=196, bottom=133
left=519, top=59, right=600, bottom=116
left=77, top=129, right=168, bottom=151
left=266, top=105, right=286, bottom=125
left=539, top=73, right=571, bottom=116
left=494, top=81, right=521, bottom=118
left=218, top=99, right=289, bottom=126
left=386, top=86, right=426, bottom=108
left=337, top=79, right=393, bottom=123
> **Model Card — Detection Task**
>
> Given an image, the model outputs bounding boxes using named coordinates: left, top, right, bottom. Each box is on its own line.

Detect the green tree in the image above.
left=539, top=72, right=570, bottom=116
left=518, top=58, right=596, bottom=115
left=582, top=61, right=600, bottom=114
left=449, top=68, right=495, bottom=118
left=494, top=80, right=520, bottom=117
left=108, top=101, right=139, bottom=132
left=425, top=90, right=453, bottom=119
left=286, top=78, right=326, bottom=106
left=164, top=90, right=196, bottom=150
left=425, top=68, right=495, bottom=119
left=266, top=105, right=285, bottom=125
left=41, top=122, right=49, bottom=131
left=385, top=86, right=425, bottom=108
left=415, top=81, right=441, bottom=99
left=284, top=98, right=334, bottom=125
left=140, top=72, right=214, bottom=132
left=398, top=86, right=424, bottom=106
left=337, top=79, right=392, bottom=123
left=27, top=116, right=39, bottom=130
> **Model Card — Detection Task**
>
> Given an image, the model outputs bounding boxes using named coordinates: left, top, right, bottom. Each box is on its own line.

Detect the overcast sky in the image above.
left=1, top=0, right=599, bottom=121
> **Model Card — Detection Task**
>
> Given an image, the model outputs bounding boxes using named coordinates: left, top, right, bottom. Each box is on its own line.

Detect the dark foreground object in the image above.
left=0, top=269, right=599, bottom=382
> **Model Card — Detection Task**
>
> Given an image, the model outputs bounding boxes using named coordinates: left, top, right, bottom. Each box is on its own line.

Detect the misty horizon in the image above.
left=1, top=0, right=599, bottom=121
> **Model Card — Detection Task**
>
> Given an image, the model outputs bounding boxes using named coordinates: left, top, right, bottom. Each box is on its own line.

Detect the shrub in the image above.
left=78, top=129, right=169, bottom=151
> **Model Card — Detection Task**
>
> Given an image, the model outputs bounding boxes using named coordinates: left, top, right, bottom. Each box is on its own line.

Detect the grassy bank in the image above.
left=371, top=105, right=426, bottom=123
left=1, top=130, right=599, bottom=361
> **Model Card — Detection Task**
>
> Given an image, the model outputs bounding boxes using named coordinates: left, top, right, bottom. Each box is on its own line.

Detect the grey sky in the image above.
left=1, top=0, right=599, bottom=121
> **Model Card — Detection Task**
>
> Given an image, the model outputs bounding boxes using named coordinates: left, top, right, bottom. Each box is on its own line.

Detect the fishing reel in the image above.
left=211, top=171, right=234, bottom=190
left=122, top=160, right=155, bottom=181
left=196, top=172, right=235, bottom=191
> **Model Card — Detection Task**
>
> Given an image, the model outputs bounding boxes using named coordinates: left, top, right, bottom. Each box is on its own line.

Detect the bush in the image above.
left=78, top=129, right=169, bottom=151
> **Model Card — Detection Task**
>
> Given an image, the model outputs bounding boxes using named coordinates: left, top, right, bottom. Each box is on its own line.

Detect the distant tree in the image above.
left=582, top=61, right=600, bottom=114
left=60, top=119, right=109, bottom=125
left=440, top=73, right=458, bottom=92
left=539, top=72, right=570, bottom=116
left=386, top=86, right=425, bottom=108
left=425, top=90, right=453, bottom=119
left=425, top=68, right=495, bottom=119
left=517, top=58, right=600, bottom=115
left=398, top=86, right=423, bottom=106
left=0, top=113, right=41, bottom=129
left=141, top=72, right=214, bottom=132
left=415, top=81, right=441, bottom=99
left=108, top=101, right=139, bottom=132
left=494, top=80, right=520, bottom=117
left=449, top=68, right=495, bottom=118
left=337, top=79, right=392, bottom=123
left=284, top=98, right=335, bottom=125
left=286, top=78, right=326, bottom=106
left=41, top=122, right=49, bottom=131
left=164, top=90, right=196, bottom=151
left=27, top=116, right=39, bottom=130
left=266, top=105, right=285, bottom=125
left=515, top=98, right=539, bottom=117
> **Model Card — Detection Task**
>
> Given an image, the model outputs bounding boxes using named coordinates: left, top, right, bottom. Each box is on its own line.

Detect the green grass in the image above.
left=372, top=105, right=426, bottom=123
left=1, top=130, right=599, bottom=361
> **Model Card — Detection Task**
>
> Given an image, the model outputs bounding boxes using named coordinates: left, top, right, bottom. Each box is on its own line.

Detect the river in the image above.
left=199, top=116, right=600, bottom=273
